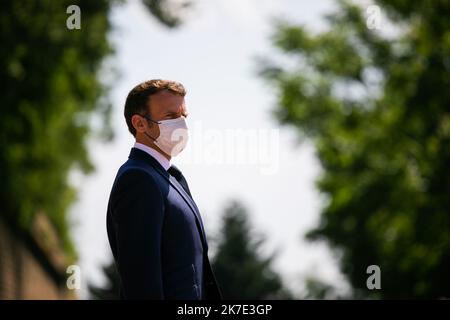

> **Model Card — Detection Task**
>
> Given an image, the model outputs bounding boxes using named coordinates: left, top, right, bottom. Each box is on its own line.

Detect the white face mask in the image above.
left=144, top=116, right=189, bottom=157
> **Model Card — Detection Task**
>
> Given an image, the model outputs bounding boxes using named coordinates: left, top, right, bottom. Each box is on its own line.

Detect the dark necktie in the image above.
left=167, top=165, right=192, bottom=197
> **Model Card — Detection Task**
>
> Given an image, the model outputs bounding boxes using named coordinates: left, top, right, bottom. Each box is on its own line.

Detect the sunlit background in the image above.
left=1, top=0, right=449, bottom=300
left=71, top=0, right=349, bottom=299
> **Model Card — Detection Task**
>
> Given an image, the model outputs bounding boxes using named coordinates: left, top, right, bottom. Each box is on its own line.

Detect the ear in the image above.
left=131, top=114, right=147, bottom=134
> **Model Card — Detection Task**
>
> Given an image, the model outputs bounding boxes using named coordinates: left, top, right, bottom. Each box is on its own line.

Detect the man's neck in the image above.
left=135, top=138, right=171, bottom=161
left=134, top=141, right=171, bottom=171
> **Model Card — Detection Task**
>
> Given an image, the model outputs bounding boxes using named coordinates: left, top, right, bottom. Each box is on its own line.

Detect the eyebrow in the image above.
left=166, top=110, right=188, bottom=117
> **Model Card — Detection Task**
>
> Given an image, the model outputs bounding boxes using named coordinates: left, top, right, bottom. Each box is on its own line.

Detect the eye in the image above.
left=165, top=112, right=182, bottom=119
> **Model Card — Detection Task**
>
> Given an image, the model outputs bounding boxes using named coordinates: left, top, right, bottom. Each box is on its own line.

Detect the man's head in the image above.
left=124, top=79, right=188, bottom=158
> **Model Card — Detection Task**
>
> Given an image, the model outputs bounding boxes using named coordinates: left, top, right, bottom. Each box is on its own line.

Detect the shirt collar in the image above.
left=133, top=142, right=171, bottom=171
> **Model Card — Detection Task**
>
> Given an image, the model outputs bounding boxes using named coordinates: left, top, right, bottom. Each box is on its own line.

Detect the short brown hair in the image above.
left=124, top=79, right=186, bottom=136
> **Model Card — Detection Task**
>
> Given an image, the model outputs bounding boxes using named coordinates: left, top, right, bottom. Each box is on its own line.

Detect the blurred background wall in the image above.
left=0, top=215, right=74, bottom=299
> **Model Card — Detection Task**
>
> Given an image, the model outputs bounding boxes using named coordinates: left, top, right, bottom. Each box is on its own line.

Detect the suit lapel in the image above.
left=167, top=175, right=208, bottom=248
left=129, top=148, right=208, bottom=251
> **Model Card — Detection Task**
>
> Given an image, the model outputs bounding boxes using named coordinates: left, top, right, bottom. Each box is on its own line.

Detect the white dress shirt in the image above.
left=134, top=142, right=170, bottom=171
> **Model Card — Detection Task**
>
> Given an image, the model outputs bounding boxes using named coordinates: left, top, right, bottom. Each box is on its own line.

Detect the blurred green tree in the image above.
left=89, top=260, right=120, bottom=300
left=212, top=200, right=292, bottom=299
left=142, top=0, right=191, bottom=28
left=303, top=277, right=339, bottom=300
left=0, top=0, right=186, bottom=260
left=0, top=0, right=114, bottom=260
left=261, top=0, right=450, bottom=298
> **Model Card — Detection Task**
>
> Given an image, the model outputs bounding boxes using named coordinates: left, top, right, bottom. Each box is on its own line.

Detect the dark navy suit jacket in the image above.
left=106, top=147, right=222, bottom=300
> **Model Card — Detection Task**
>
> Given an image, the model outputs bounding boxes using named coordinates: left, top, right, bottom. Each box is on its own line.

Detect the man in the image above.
left=106, top=79, right=222, bottom=300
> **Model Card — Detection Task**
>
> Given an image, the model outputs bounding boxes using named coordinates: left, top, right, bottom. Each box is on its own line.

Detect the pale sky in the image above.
left=69, top=0, right=352, bottom=298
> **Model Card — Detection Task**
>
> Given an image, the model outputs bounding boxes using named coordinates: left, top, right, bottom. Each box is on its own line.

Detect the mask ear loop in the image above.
left=144, top=131, right=157, bottom=141
left=142, top=114, right=161, bottom=125
left=139, top=114, right=160, bottom=141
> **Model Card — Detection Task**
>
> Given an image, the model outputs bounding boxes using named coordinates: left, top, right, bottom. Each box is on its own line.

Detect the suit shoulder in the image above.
left=116, top=166, right=158, bottom=188
left=116, top=159, right=168, bottom=191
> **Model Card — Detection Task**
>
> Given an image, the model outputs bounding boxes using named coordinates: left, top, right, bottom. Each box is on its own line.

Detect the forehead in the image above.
left=149, top=90, right=185, bottom=112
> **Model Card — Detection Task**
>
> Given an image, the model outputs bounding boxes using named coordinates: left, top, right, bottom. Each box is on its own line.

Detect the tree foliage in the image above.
left=141, top=0, right=191, bottom=28
left=212, top=201, right=292, bottom=299
left=89, top=260, right=120, bottom=300
left=0, top=0, right=185, bottom=260
left=0, top=0, right=114, bottom=259
left=262, top=0, right=450, bottom=298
